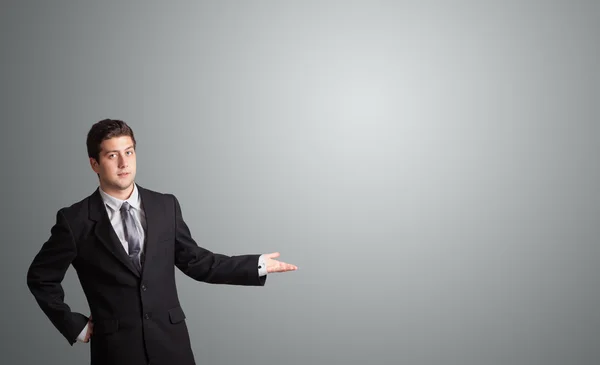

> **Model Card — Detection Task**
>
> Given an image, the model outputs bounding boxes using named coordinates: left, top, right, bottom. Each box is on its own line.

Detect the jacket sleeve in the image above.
left=171, top=194, right=266, bottom=286
left=26, top=209, right=89, bottom=345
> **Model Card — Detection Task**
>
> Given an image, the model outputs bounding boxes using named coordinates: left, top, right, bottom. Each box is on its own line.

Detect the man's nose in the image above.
left=118, top=155, right=128, bottom=168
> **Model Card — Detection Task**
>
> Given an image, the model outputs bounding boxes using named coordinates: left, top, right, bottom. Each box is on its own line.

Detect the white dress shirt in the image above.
left=99, top=183, right=147, bottom=255
left=77, top=184, right=267, bottom=342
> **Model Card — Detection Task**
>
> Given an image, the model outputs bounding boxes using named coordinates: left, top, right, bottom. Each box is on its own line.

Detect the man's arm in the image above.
left=26, top=209, right=89, bottom=345
left=170, top=194, right=266, bottom=286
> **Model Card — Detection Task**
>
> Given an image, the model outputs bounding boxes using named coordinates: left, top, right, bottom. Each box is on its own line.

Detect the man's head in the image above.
left=87, top=119, right=137, bottom=196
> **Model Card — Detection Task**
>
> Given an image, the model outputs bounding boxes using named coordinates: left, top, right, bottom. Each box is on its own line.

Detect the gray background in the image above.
left=1, top=1, right=599, bottom=364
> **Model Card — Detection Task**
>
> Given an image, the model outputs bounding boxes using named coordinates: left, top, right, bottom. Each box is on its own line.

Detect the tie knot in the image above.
left=120, top=202, right=131, bottom=213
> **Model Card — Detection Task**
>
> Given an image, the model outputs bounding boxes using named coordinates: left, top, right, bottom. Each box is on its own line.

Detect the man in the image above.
left=27, top=119, right=297, bottom=365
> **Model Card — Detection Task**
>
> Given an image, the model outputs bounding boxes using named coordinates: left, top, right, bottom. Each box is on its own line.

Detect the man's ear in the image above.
left=89, top=157, right=100, bottom=173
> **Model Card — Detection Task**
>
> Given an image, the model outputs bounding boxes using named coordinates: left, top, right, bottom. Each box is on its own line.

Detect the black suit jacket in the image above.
left=27, top=185, right=266, bottom=365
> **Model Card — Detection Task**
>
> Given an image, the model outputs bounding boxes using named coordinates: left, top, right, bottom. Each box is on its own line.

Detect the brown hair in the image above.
left=86, top=119, right=136, bottom=162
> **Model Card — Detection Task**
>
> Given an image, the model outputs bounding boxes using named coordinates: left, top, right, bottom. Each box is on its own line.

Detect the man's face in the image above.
left=90, top=135, right=137, bottom=193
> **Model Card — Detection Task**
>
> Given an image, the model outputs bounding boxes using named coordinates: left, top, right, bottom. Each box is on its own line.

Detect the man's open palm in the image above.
left=264, top=252, right=297, bottom=273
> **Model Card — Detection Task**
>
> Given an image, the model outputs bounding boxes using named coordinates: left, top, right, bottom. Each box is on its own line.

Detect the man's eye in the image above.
left=126, top=151, right=133, bottom=155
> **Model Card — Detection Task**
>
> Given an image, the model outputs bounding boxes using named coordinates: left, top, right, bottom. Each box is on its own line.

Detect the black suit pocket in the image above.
left=168, top=306, right=186, bottom=324
left=94, top=319, right=119, bottom=335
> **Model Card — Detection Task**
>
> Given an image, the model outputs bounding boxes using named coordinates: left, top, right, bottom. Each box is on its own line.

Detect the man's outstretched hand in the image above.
left=264, top=252, right=298, bottom=273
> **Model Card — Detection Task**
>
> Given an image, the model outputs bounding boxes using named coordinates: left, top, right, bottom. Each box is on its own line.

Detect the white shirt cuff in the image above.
left=258, top=254, right=267, bottom=277
left=76, top=322, right=89, bottom=343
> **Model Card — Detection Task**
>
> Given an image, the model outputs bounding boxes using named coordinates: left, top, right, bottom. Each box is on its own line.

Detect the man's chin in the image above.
left=120, top=181, right=134, bottom=189
left=113, top=179, right=134, bottom=190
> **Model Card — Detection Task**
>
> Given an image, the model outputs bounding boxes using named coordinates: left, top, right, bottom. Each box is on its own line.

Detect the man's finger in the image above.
left=268, top=261, right=298, bottom=273
left=266, top=252, right=280, bottom=259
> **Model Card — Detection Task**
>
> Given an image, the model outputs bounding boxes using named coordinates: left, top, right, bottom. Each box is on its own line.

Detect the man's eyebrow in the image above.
left=103, top=145, right=135, bottom=154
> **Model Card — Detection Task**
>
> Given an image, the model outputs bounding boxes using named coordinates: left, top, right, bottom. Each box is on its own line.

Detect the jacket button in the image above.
left=144, top=313, right=151, bottom=320
left=141, top=284, right=147, bottom=291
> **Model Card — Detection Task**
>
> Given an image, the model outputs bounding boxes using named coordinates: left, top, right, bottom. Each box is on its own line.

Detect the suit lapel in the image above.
left=89, top=188, right=141, bottom=277
left=137, top=185, right=160, bottom=279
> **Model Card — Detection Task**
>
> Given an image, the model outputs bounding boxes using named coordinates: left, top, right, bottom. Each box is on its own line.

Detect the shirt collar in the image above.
left=99, top=183, right=142, bottom=212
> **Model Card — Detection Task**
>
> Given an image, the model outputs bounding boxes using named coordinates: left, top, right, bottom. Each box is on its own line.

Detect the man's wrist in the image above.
left=258, top=254, right=267, bottom=277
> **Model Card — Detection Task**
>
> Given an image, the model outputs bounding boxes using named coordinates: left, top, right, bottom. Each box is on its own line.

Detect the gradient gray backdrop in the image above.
left=2, top=1, right=599, bottom=364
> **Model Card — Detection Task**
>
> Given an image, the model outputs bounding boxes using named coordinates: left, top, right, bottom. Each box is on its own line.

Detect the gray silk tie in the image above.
left=120, top=202, right=142, bottom=273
